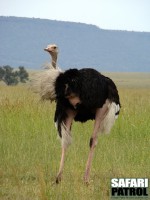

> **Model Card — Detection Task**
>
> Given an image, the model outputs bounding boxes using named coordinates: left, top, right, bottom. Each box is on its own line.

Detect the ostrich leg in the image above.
left=56, top=109, right=77, bottom=183
left=56, top=146, right=66, bottom=183
left=84, top=100, right=109, bottom=184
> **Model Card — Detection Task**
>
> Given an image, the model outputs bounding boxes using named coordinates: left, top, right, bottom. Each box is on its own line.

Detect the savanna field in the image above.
left=0, top=73, right=150, bottom=200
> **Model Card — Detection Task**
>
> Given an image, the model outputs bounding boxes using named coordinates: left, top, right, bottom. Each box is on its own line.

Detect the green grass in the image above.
left=0, top=73, right=150, bottom=200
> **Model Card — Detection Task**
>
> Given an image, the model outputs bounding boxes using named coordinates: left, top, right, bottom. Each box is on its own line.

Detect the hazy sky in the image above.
left=0, top=0, right=150, bottom=32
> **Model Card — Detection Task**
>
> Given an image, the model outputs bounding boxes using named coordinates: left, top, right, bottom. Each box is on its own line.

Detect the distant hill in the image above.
left=0, top=16, right=150, bottom=72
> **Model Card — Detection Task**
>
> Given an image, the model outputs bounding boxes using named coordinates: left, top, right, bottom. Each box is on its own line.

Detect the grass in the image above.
left=0, top=73, right=150, bottom=200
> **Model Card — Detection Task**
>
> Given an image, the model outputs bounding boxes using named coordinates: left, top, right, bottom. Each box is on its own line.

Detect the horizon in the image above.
left=0, top=16, right=150, bottom=72
left=1, top=15, right=150, bottom=33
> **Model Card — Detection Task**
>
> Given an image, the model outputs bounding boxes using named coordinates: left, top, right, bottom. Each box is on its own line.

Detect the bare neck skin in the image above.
left=50, top=53, right=57, bottom=68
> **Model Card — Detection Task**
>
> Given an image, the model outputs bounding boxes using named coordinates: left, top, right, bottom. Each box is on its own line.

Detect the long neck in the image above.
left=50, top=53, right=57, bottom=68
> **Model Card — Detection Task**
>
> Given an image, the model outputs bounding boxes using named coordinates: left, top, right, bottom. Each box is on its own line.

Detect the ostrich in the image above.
left=32, top=44, right=60, bottom=101
left=33, top=44, right=121, bottom=184
left=44, top=44, right=58, bottom=69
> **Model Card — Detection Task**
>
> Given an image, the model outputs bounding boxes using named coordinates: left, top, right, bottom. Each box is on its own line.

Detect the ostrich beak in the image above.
left=44, top=48, right=49, bottom=52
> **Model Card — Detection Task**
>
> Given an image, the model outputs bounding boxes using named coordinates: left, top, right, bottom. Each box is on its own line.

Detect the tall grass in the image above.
left=0, top=83, right=150, bottom=200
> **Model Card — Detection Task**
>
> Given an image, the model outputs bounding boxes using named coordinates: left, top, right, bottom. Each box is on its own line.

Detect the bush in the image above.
left=0, top=65, right=29, bottom=85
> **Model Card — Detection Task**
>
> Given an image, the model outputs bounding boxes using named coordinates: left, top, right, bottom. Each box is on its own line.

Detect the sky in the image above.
left=0, top=0, right=150, bottom=32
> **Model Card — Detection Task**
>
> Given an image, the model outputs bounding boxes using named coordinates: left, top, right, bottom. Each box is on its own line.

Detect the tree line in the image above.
left=0, top=65, right=29, bottom=85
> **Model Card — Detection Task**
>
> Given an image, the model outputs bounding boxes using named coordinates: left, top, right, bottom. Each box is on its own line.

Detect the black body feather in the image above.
left=54, top=68, right=120, bottom=137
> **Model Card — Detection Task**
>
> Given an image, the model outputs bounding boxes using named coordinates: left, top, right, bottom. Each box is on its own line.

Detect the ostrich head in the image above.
left=44, top=44, right=58, bottom=68
left=44, top=44, right=58, bottom=54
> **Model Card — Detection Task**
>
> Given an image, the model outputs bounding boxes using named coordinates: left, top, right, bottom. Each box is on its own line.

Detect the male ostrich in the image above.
left=33, top=44, right=121, bottom=184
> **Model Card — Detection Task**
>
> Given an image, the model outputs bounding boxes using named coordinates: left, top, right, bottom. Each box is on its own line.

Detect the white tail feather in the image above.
left=100, top=102, right=120, bottom=134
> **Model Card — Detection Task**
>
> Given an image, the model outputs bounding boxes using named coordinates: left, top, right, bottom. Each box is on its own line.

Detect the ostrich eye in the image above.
left=53, top=46, right=56, bottom=49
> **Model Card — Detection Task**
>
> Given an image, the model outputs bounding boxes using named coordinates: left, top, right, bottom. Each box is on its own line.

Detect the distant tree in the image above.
left=0, top=66, right=5, bottom=80
left=0, top=65, right=29, bottom=85
left=16, top=66, right=29, bottom=83
left=2, top=65, right=18, bottom=85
